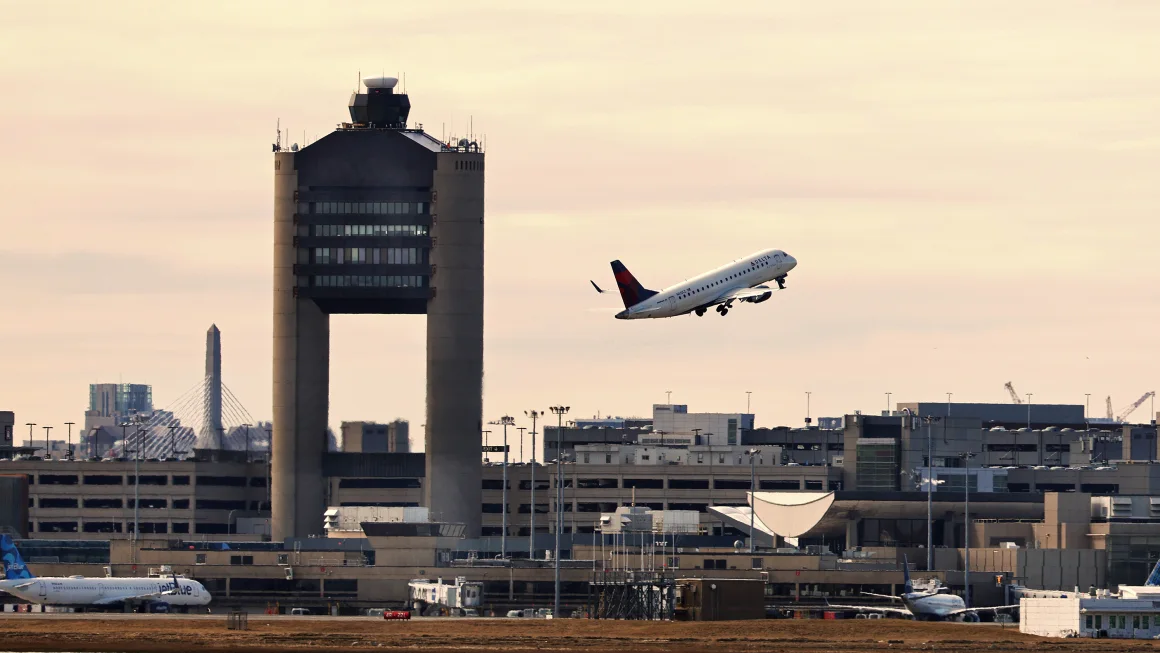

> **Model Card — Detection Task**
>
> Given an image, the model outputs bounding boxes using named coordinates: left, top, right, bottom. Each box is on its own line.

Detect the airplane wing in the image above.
left=860, top=591, right=905, bottom=602
left=825, top=603, right=914, bottom=616
left=946, top=604, right=1021, bottom=616
left=707, top=285, right=774, bottom=306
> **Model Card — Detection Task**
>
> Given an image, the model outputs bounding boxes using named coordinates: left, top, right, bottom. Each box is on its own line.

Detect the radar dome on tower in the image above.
left=363, top=76, right=399, bottom=90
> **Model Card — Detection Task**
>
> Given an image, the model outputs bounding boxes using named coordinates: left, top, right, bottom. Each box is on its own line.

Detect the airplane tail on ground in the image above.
left=901, top=554, right=913, bottom=594
left=610, top=260, right=658, bottom=309
left=1145, top=558, right=1160, bottom=586
left=1, top=535, right=34, bottom=580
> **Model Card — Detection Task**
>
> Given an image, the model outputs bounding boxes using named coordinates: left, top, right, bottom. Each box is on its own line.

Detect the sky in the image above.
left=2, top=1, right=1159, bottom=458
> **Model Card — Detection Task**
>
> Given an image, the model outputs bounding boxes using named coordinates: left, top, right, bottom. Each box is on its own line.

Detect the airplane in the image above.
left=590, top=248, right=797, bottom=319
left=0, top=535, right=211, bottom=612
left=825, top=555, right=1019, bottom=622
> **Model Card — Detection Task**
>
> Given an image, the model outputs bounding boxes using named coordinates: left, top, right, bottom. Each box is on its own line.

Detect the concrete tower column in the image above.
left=272, top=151, right=331, bottom=541
left=425, top=154, right=485, bottom=534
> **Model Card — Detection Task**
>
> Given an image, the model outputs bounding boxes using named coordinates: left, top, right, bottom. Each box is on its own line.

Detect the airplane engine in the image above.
left=745, top=291, right=773, bottom=304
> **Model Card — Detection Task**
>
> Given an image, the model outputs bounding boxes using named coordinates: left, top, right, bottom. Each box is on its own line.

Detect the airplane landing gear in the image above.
left=716, top=305, right=729, bottom=316
left=776, top=276, right=786, bottom=290
left=695, top=308, right=706, bottom=317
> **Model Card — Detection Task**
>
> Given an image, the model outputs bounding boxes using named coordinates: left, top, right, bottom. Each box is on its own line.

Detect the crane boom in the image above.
left=1004, top=382, right=1022, bottom=404
left=1117, top=392, right=1156, bottom=423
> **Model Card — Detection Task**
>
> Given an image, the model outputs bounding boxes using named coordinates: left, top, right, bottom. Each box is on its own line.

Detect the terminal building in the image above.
left=3, top=399, right=1160, bottom=613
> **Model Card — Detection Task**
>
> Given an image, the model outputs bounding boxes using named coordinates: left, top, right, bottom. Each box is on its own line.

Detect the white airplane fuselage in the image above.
left=615, top=248, right=797, bottom=319
left=0, top=576, right=211, bottom=607
left=905, top=591, right=968, bottom=618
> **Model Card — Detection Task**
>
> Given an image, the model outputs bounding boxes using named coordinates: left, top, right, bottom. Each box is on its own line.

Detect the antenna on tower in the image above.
left=274, top=118, right=281, bottom=152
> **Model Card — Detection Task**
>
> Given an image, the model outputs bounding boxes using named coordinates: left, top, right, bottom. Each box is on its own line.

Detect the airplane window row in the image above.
left=313, top=224, right=428, bottom=237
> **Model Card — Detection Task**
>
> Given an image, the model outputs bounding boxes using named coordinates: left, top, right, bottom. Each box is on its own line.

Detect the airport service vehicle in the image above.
left=0, top=535, right=211, bottom=611
left=591, top=248, right=797, bottom=319
left=827, top=556, right=1018, bottom=621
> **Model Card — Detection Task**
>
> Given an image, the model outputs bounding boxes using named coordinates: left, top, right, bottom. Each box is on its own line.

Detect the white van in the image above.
left=290, top=607, right=310, bottom=616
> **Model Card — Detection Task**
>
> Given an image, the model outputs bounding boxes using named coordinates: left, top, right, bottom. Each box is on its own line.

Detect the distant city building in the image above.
left=341, top=420, right=409, bottom=453
left=1, top=411, right=12, bottom=445
left=650, top=404, right=754, bottom=446
left=85, top=383, right=152, bottom=431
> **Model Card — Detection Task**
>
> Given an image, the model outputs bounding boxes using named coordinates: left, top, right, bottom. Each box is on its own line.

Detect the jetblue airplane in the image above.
left=591, top=248, right=797, bottom=319
left=0, top=535, right=211, bottom=611
left=827, top=556, right=1019, bottom=621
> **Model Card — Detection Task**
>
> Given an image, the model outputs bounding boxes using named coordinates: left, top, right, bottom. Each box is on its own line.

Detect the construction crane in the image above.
left=1005, top=382, right=1022, bottom=404
left=1116, top=392, right=1156, bottom=423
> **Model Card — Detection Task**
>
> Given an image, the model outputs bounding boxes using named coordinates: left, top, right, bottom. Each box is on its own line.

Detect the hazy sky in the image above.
left=2, top=1, right=1158, bottom=457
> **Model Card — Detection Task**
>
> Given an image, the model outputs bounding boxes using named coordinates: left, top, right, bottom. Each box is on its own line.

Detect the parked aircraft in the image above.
left=827, top=555, right=1019, bottom=621
left=591, top=248, right=796, bottom=319
left=0, top=535, right=211, bottom=611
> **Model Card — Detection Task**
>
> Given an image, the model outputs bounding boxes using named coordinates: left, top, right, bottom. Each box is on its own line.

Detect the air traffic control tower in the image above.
left=272, top=76, right=484, bottom=540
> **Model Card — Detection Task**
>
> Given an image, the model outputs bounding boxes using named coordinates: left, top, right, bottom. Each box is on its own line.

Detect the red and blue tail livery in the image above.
left=611, top=260, right=658, bottom=309
left=591, top=249, right=798, bottom=319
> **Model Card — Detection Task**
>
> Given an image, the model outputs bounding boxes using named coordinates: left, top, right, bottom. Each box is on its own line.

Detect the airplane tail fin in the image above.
left=901, top=554, right=912, bottom=594
left=1145, top=558, right=1160, bottom=586
left=610, top=260, right=658, bottom=309
left=1, top=535, right=34, bottom=580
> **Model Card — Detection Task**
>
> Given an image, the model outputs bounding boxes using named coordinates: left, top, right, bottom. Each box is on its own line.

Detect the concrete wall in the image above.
left=272, top=149, right=329, bottom=541
left=1020, top=597, right=1082, bottom=637
left=424, top=151, right=484, bottom=535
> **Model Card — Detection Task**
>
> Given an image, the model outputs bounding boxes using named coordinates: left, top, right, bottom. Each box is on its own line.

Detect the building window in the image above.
left=278, top=554, right=289, bottom=565
left=751, top=558, right=764, bottom=570
left=1086, top=615, right=1092, bottom=629
left=230, top=555, right=254, bottom=566
left=195, top=554, right=207, bottom=564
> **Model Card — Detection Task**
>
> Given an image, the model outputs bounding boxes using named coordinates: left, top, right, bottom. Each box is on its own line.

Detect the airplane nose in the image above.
left=786, top=254, right=797, bottom=269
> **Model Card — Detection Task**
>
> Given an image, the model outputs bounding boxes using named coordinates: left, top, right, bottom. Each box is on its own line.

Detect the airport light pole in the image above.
left=243, top=423, right=251, bottom=462
left=132, top=414, right=143, bottom=553
left=25, top=423, right=35, bottom=454
left=746, top=448, right=759, bottom=554
left=64, top=422, right=74, bottom=460
left=1026, top=394, right=1032, bottom=430
left=805, top=392, right=811, bottom=426
left=167, top=424, right=178, bottom=460
left=525, top=410, right=543, bottom=561
left=42, top=426, right=52, bottom=459
left=960, top=450, right=976, bottom=609
left=921, top=416, right=940, bottom=572
left=886, top=392, right=892, bottom=415
left=488, top=416, right=516, bottom=559
left=518, top=427, right=526, bottom=462
left=550, top=405, right=570, bottom=617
